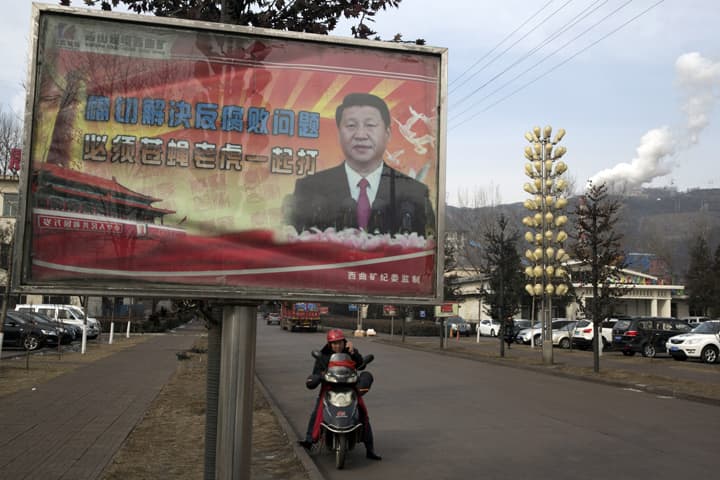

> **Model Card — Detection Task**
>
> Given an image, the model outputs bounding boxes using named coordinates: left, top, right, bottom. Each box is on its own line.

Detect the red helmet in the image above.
left=326, top=329, right=345, bottom=343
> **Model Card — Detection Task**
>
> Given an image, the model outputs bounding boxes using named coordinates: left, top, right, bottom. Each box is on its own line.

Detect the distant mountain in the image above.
left=446, top=187, right=720, bottom=284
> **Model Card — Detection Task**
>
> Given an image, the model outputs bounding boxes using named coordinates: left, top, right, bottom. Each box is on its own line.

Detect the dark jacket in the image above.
left=503, top=319, right=515, bottom=343
left=286, top=163, right=436, bottom=237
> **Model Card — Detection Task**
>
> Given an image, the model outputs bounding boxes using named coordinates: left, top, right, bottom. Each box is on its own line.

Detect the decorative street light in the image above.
left=521, top=126, right=570, bottom=365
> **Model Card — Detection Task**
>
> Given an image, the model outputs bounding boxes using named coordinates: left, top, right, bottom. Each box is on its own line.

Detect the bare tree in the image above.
left=0, top=106, right=23, bottom=176
left=571, top=182, right=629, bottom=373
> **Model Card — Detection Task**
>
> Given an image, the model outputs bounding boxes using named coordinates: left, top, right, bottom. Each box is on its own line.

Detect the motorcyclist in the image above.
left=298, top=328, right=382, bottom=460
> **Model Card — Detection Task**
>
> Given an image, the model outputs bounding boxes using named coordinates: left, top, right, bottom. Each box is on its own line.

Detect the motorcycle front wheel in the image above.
left=335, top=434, right=347, bottom=469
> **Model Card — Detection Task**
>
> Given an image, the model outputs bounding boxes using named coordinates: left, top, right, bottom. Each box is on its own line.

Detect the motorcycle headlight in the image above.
left=324, top=372, right=339, bottom=383
left=327, top=390, right=354, bottom=407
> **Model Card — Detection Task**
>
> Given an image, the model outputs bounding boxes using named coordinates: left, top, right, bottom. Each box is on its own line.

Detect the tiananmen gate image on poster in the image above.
left=13, top=5, right=447, bottom=303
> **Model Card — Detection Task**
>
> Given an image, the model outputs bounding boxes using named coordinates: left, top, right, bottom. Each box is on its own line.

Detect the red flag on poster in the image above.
left=9, top=148, right=21, bottom=172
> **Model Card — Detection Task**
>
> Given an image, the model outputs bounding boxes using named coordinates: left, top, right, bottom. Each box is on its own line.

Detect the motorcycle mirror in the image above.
left=311, top=350, right=321, bottom=360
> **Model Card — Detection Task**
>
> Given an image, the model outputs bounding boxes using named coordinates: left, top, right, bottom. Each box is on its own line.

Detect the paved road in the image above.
left=0, top=322, right=202, bottom=480
left=255, top=323, right=720, bottom=480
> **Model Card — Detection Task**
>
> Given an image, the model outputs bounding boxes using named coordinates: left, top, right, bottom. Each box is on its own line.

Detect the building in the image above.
left=448, top=262, right=688, bottom=324
left=0, top=172, right=20, bottom=287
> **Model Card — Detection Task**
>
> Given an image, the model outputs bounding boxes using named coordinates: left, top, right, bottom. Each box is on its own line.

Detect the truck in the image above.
left=280, top=302, right=321, bottom=332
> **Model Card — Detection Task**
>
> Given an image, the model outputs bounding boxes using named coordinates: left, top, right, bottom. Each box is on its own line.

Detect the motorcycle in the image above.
left=309, top=350, right=374, bottom=469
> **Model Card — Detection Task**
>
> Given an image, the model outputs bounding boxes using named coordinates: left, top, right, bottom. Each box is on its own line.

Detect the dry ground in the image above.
left=99, top=338, right=309, bottom=480
left=0, top=335, right=151, bottom=397
left=1, top=335, right=310, bottom=480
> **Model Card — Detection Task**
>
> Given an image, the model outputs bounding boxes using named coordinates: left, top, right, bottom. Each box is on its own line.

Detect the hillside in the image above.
left=446, top=187, right=720, bottom=283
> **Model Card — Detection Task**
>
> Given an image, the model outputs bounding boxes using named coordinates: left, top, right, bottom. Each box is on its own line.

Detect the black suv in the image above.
left=611, top=317, right=692, bottom=357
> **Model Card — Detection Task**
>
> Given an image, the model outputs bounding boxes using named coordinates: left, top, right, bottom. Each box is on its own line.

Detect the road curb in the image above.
left=255, top=374, right=325, bottom=480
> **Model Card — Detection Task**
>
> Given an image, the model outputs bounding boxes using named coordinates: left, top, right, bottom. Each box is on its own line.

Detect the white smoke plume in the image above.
left=589, top=52, right=720, bottom=191
left=675, top=52, right=720, bottom=144
left=589, top=127, right=675, bottom=192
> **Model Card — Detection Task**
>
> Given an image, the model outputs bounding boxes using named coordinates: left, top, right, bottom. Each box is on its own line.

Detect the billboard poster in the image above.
left=14, top=6, right=446, bottom=302
left=382, top=305, right=398, bottom=316
left=434, top=303, right=458, bottom=317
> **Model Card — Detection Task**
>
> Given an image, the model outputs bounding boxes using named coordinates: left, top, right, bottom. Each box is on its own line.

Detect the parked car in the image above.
left=511, top=319, right=532, bottom=337
left=516, top=322, right=540, bottom=344
left=516, top=319, right=575, bottom=345
left=612, top=317, right=692, bottom=357
left=16, top=311, right=75, bottom=344
left=2, top=311, right=58, bottom=350
left=15, top=304, right=100, bottom=339
left=478, top=319, right=502, bottom=337
left=549, top=321, right=578, bottom=349
left=666, top=320, right=720, bottom=363
left=445, top=316, right=472, bottom=337
left=266, top=313, right=281, bottom=325
left=682, top=316, right=710, bottom=327
left=600, top=318, right=625, bottom=348
left=572, top=318, right=620, bottom=350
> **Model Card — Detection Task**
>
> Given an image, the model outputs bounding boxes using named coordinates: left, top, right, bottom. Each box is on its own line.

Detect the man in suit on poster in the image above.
left=285, top=93, right=436, bottom=237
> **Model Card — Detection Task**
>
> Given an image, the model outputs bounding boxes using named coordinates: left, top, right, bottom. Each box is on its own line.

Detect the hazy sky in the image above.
left=2, top=0, right=719, bottom=205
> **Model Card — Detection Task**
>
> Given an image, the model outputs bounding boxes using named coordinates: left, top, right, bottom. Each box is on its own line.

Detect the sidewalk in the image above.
left=0, top=326, right=199, bottom=479
left=371, top=334, right=720, bottom=404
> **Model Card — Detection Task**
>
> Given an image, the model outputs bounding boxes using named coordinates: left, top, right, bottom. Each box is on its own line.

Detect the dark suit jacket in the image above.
left=285, top=163, right=436, bottom=237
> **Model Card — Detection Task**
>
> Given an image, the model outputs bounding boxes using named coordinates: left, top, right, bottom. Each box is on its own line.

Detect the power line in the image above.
left=449, top=0, right=555, bottom=90
left=449, top=0, right=574, bottom=99
left=451, top=0, right=664, bottom=129
left=451, top=0, right=611, bottom=118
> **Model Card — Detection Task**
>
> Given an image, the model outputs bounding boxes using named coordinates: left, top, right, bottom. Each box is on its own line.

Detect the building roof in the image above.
left=36, top=163, right=162, bottom=204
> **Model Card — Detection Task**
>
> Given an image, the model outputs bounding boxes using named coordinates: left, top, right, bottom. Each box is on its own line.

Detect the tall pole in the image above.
left=215, top=303, right=257, bottom=480
left=540, top=136, right=553, bottom=365
left=521, top=126, right=570, bottom=366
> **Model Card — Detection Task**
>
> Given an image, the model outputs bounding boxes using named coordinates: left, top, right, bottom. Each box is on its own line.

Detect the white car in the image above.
left=572, top=319, right=618, bottom=350
left=550, top=321, right=578, bottom=349
left=478, top=319, right=502, bottom=336
left=665, top=320, right=720, bottom=363
left=516, top=319, right=575, bottom=345
left=266, top=313, right=281, bottom=325
left=15, top=304, right=101, bottom=339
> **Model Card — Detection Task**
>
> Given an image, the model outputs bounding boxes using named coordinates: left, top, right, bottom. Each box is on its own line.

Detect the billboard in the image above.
left=434, top=303, right=458, bottom=317
left=13, top=5, right=447, bottom=303
left=382, top=305, right=398, bottom=316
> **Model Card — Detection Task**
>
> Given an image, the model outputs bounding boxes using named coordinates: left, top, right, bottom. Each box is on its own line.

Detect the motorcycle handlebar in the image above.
left=357, top=354, right=374, bottom=370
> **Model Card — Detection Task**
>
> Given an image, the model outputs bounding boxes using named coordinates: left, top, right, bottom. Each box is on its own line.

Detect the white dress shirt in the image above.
left=345, top=162, right=384, bottom=206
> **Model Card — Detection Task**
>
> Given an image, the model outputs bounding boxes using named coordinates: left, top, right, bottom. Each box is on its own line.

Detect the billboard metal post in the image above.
left=215, top=304, right=257, bottom=480
left=204, top=312, right=222, bottom=480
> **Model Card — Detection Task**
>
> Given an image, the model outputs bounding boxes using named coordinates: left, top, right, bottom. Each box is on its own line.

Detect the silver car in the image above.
left=445, top=316, right=472, bottom=337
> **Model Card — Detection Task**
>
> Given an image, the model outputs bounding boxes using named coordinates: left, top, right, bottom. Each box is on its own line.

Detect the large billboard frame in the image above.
left=12, top=4, right=447, bottom=304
